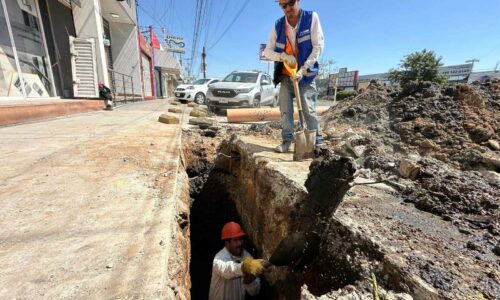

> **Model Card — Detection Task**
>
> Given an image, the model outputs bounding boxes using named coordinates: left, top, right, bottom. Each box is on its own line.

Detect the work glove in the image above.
left=241, top=258, right=270, bottom=277
left=293, top=67, right=306, bottom=82
left=280, top=53, right=297, bottom=67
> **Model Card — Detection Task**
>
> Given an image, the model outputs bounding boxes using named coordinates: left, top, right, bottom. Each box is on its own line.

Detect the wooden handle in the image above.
left=292, top=78, right=302, bottom=112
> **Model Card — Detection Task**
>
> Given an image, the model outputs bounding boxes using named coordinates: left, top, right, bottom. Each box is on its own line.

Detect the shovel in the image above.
left=284, top=61, right=316, bottom=161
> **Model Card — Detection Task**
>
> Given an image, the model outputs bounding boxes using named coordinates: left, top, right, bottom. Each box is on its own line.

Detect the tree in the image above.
left=388, top=49, right=447, bottom=85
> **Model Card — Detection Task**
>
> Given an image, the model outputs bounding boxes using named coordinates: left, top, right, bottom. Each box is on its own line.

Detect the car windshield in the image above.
left=223, top=73, right=258, bottom=83
left=192, top=79, right=210, bottom=85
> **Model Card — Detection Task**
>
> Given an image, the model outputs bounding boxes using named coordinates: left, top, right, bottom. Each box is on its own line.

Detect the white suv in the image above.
left=174, top=78, right=220, bottom=104
left=206, top=71, right=278, bottom=111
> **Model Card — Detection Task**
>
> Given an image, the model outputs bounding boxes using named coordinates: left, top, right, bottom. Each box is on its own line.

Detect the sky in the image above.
left=137, top=0, right=500, bottom=79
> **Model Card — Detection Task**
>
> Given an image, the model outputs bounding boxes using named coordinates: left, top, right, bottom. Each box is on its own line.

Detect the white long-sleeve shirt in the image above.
left=208, top=247, right=261, bottom=300
left=264, top=11, right=324, bottom=71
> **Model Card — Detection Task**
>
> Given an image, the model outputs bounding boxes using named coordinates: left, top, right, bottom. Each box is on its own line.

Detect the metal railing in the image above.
left=108, top=68, right=141, bottom=103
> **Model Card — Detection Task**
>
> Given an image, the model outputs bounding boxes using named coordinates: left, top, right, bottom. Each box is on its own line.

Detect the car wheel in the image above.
left=194, top=92, right=206, bottom=105
left=253, top=96, right=261, bottom=108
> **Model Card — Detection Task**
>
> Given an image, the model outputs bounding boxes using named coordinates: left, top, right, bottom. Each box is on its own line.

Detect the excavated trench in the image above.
left=182, top=134, right=406, bottom=299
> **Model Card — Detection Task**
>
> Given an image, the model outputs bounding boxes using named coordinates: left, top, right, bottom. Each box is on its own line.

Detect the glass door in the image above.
left=0, top=0, right=21, bottom=97
left=4, top=0, right=54, bottom=98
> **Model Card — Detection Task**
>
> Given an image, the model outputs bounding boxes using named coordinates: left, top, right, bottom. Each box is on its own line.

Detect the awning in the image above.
left=154, top=49, right=181, bottom=76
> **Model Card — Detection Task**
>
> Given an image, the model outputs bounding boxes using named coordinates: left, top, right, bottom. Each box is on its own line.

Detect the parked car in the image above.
left=174, top=78, right=219, bottom=104
left=206, top=71, right=278, bottom=111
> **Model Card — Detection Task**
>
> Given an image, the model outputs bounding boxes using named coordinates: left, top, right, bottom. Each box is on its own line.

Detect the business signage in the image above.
left=329, top=69, right=359, bottom=88
left=259, top=44, right=270, bottom=61
left=138, top=31, right=152, bottom=57
left=165, top=35, right=185, bottom=53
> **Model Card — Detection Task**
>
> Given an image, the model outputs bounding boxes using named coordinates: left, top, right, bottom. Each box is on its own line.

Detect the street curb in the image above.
left=0, top=100, right=106, bottom=126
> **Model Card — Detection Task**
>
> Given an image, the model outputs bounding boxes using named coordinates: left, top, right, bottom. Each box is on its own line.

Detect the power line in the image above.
left=208, top=0, right=250, bottom=50
left=479, top=42, right=500, bottom=60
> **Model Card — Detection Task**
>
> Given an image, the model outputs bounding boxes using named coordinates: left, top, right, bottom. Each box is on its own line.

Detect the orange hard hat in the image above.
left=221, top=221, right=246, bottom=240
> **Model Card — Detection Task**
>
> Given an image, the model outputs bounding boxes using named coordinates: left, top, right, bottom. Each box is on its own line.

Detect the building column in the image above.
left=72, top=0, right=109, bottom=87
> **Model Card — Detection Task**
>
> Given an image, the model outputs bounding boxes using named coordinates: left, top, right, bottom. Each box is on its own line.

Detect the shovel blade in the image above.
left=293, top=129, right=316, bottom=161
left=269, top=231, right=320, bottom=267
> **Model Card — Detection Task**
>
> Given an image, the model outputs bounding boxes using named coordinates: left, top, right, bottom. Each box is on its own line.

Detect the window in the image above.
left=223, top=73, right=258, bottom=83
left=193, top=79, right=210, bottom=85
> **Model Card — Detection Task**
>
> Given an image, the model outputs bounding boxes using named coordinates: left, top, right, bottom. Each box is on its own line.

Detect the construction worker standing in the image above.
left=264, top=0, right=325, bottom=154
left=208, top=222, right=268, bottom=300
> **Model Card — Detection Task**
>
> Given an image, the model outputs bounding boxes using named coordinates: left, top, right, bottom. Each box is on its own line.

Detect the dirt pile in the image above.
left=321, top=80, right=500, bottom=240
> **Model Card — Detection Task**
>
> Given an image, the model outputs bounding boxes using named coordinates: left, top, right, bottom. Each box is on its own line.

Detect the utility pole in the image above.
left=202, top=46, right=207, bottom=79
left=466, top=58, right=480, bottom=72
left=333, top=74, right=339, bottom=103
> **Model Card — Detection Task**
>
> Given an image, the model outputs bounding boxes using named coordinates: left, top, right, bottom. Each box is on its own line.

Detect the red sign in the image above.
left=138, top=31, right=152, bottom=57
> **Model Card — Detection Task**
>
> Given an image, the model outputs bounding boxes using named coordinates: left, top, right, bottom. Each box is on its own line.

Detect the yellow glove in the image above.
left=241, top=258, right=269, bottom=277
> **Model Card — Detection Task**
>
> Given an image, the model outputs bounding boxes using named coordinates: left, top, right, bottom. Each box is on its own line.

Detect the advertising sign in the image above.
left=138, top=31, right=152, bottom=57
left=165, top=35, right=185, bottom=53
left=329, top=69, right=359, bottom=88
left=259, top=44, right=270, bottom=61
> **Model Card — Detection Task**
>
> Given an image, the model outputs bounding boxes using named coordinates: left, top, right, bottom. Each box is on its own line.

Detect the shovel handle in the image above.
left=292, top=78, right=305, bottom=128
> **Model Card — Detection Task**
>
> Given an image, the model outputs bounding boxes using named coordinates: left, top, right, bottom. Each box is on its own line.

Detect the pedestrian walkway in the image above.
left=0, top=99, right=190, bottom=298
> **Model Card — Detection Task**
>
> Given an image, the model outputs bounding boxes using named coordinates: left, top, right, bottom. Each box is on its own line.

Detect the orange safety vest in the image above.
left=282, top=23, right=298, bottom=76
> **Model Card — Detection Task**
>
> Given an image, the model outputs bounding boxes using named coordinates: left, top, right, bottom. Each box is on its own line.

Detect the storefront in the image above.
left=138, top=31, right=154, bottom=99
left=0, top=0, right=56, bottom=99
left=154, top=48, right=181, bottom=98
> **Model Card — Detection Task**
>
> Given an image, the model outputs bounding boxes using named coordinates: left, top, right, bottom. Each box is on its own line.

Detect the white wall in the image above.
left=119, top=0, right=136, bottom=24
left=109, top=22, right=141, bottom=96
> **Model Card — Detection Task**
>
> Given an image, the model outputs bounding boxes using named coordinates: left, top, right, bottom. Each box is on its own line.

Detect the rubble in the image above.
left=181, top=79, right=500, bottom=299
left=322, top=80, right=499, bottom=229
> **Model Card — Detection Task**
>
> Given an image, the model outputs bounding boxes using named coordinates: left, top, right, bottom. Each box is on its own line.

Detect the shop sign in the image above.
left=259, top=44, right=270, bottom=61
left=165, top=35, right=185, bottom=53
left=138, top=32, right=152, bottom=57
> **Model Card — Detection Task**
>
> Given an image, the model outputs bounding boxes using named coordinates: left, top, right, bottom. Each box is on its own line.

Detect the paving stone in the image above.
left=168, top=107, right=182, bottom=113
left=190, top=110, right=208, bottom=117
left=188, top=117, right=215, bottom=127
left=158, top=114, right=179, bottom=124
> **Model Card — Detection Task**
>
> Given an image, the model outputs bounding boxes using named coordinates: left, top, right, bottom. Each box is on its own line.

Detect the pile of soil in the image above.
left=321, top=80, right=500, bottom=235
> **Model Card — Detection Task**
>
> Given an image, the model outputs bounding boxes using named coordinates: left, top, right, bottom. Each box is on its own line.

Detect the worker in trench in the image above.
left=264, top=0, right=325, bottom=154
left=208, top=222, right=269, bottom=300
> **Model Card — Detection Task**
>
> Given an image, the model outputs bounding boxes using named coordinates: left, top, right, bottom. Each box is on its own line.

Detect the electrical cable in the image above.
left=208, top=0, right=250, bottom=50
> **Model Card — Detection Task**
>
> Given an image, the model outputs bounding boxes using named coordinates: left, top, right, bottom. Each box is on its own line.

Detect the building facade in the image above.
left=0, top=0, right=143, bottom=100
left=356, top=63, right=477, bottom=91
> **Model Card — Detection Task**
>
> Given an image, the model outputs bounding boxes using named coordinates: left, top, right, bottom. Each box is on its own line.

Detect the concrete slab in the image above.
left=0, top=100, right=190, bottom=298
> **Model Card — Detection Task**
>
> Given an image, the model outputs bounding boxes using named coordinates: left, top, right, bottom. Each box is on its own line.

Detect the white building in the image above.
left=0, top=0, right=142, bottom=100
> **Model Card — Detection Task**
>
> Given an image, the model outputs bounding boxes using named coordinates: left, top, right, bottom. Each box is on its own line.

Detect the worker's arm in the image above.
left=212, top=257, right=244, bottom=280
left=263, top=27, right=283, bottom=62
left=302, top=12, right=324, bottom=72
left=243, top=276, right=261, bottom=296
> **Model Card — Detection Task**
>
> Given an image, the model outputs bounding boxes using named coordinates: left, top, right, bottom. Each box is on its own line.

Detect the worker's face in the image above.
left=279, top=0, right=300, bottom=19
left=225, top=237, right=244, bottom=256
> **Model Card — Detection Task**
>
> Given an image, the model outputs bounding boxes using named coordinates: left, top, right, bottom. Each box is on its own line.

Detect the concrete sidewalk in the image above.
left=0, top=100, right=191, bottom=299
